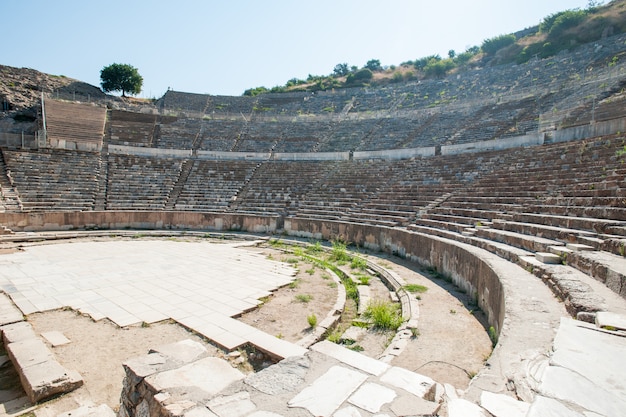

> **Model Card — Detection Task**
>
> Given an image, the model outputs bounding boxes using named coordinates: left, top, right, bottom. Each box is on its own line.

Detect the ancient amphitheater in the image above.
left=1, top=32, right=626, bottom=417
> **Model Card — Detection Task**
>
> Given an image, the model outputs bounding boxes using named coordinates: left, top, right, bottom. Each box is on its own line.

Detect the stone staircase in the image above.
left=0, top=149, right=22, bottom=211
left=165, top=159, right=194, bottom=210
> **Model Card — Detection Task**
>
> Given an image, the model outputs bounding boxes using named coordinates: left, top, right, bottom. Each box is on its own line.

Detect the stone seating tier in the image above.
left=45, top=100, right=106, bottom=145
left=3, top=149, right=100, bottom=211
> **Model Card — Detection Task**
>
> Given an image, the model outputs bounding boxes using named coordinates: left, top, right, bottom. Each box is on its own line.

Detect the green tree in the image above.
left=100, top=63, right=143, bottom=96
left=333, top=63, right=350, bottom=76
left=364, top=59, right=382, bottom=71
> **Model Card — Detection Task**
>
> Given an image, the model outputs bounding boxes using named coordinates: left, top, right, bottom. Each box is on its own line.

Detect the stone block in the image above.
left=595, top=311, right=626, bottom=331
left=535, top=252, right=562, bottom=264
left=1, top=321, right=35, bottom=344
left=565, top=243, right=594, bottom=252
left=41, top=330, right=71, bottom=347
left=18, top=360, right=83, bottom=403
left=146, top=357, right=245, bottom=402
left=7, top=338, right=54, bottom=367
left=288, top=365, right=368, bottom=417
left=149, top=339, right=207, bottom=364
left=480, top=391, right=529, bottom=417
left=389, top=393, right=439, bottom=416
left=311, top=341, right=390, bottom=376
left=207, top=392, right=256, bottom=417
left=0, top=294, right=23, bottom=326
left=379, top=366, right=435, bottom=399
left=123, top=353, right=168, bottom=381
left=447, top=399, right=488, bottom=417
left=348, top=382, right=397, bottom=413
left=244, top=355, right=310, bottom=395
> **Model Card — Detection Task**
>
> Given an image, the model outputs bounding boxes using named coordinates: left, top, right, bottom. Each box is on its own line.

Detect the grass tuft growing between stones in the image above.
left=363, top=299, right=403, bottom=331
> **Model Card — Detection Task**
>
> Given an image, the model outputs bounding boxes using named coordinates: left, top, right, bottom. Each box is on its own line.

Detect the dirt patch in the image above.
left=373, top=254, right=493, bottom=388
left=238, top=246, right=338, bottom=341
left=238, top=245, right=493, bottom=389
left=22, top=310, right=223, bottom=416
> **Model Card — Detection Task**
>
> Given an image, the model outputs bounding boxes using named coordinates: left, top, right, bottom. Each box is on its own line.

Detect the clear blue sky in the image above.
left=3, top=0, right=592, bottom=97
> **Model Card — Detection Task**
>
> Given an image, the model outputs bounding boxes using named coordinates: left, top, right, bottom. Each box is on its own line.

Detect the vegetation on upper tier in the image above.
left=244, top=0, right=626, bottom=96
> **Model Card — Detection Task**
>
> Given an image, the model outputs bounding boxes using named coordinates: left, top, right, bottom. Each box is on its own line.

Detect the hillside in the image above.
left=245, top=0, right=626, bottom=95
left=1, top=1, right=625, bottom=109
left=0, top=65, right=104, bottom=113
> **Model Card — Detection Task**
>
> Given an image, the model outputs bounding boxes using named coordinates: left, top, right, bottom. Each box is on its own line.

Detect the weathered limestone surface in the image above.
left=120, top=341, right=446, bottom=417
left=0, top=308, right=82, bottom=404
left=532, top=317, right=626, bottom=417
left=479, top=391, right=529, bottom=417
left=0, top=293, right=23, bottom=325
left=595, top=311, right=626, bottom=330
left=448, top=398, right=488, bottom=417
left=1, top=322, right=83, bottom=403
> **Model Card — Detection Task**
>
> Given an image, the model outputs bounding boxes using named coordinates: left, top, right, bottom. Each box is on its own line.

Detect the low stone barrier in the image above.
left=0, top=321, right=83, bottom=403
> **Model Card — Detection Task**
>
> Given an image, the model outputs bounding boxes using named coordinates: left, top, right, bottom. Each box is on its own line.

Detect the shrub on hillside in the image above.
left=424, top=59, right=455, bottom=78
left=346, top=68, right=373, bottom=85
left=243, top=86, right=269, bottom=96
left=413, top=55, right=441, bottom=70
left=481, top=34, right=516, bottom=55
left=548, top=9, right=588, bottom=37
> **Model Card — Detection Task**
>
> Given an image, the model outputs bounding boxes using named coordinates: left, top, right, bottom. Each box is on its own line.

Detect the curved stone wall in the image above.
left=284, top=218, right=505, bottom=333
left=0, top=211, right=505, bottom=334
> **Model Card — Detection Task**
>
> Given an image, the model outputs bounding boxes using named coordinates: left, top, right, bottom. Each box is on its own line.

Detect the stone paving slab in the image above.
left=479, top=391, right=529, bottom=417
left=145, top=357, right=245, bottom=401
left=149, top=339, right=207, bottom=364
left=536, top=317, right=626, bottom=417
left=41, top=331, right=71, bottom=347
left=288, top=365, right=368, bottom=417
left=551, top=318, right=626, bottom=403
left=0, top=292, right=23, bottom=325
left=448, top=398, right=488, bottom=417
left=347, top=382, right=396, bottom=413
left=0, top=241, right=301, bottom=361
left=207, top=392, right=256, bottom=417
left=379, top=366, right=435, bottom=399
left=311, top=341, right=390, bottom=376
left=526, top=395, right=586, bottom=417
